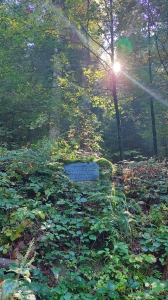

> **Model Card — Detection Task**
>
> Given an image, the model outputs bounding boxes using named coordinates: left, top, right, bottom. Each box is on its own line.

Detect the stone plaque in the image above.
left=64, top=162, right=99, bottom=182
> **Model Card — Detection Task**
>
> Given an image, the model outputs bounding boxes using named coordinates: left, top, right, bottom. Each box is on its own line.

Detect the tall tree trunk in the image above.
left=109, top=0, right=123, bottom=161
left=49, top=1, right=62, bottom=139
left=49, top=49, right=61, bottom=139
left=147, top=0, right=158, bottom=156
left=78, top=0, right=92, bottom=151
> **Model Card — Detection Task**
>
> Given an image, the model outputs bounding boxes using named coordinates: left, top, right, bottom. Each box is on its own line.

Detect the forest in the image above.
left=0, top=0, right=168, bottom=299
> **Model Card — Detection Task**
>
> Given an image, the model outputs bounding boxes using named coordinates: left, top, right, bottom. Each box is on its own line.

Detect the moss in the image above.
left=59, top=156, right=95, bottom=165
left=60, top=159, right=83, bottom=164
left=95, top=158, right=113, bottom=171
left=95, top=158, right=114, bottom=180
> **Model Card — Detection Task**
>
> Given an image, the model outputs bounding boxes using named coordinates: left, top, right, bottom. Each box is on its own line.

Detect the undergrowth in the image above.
left=0, top=147, right=168, bottom=299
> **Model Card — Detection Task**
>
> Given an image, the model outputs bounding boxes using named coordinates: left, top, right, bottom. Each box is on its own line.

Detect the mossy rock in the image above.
left=95, top=158, right=113, bottom=180
left=95, top=158, right=113, bottom=170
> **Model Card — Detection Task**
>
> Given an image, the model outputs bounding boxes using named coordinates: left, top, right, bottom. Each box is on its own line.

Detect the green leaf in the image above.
left=130, top=281, right=140, bottom=289
left=89, top=235, right=97, bottom=240
left=80, top=198, right=87, bottom=202
left=87, top=280, right=97, bottom=286
left=29, top=176, right=38, bottom=183
left=64, top=292, right=72, bottom=300
left=30, top=282, right=41, bottom=292
left=38, top=211, right=45, bottom=220
left=109, top=291, right=120, bottom=298
left=45, top=189, right=52, bottom=197
left=10, top=232, right=21, bottom=241
left=2, top=279, right=18, bottom=299
left=53, top=286, right=62, bottom=294
left=51, top=267, right=61, bottom=276
left=97, top=287, right=108, bottom=293
left=76, top=197, right=87, bottom=203
left=144, top=254, right=157, bottom=263
left=97, top=250, right=105, bottom=255
left=153, top=242, right=161, bottom=248
left=142, top=246, right=149, bottom=252
left=114, top=242, right=128, bottom=254
left=107, top=280, right=116, bottom=291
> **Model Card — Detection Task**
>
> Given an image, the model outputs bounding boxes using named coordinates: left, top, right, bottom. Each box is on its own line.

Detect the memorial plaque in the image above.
left=64, top=162, right=99, bottom=182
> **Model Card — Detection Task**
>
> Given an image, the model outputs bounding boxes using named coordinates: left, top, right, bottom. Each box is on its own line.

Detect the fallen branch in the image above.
left=0, top=257, right=36, bottom=270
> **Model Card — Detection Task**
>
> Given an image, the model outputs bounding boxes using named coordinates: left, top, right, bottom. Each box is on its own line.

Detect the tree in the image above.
left=147, top=0, right=158, bottom=155
left=1, top=0, right=168, bottom=159
left=109, top=0, right=123, bottom=160
left=0, top=1, right=55, bottom=146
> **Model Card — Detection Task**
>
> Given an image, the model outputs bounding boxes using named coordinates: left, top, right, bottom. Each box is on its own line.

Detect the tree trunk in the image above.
left=49, top=1, right=62, bottom=139
left=49, top=49, right=61, bottom=139
left=147, top=0, right=158, bottom=156
left=109, top=0, right=123, bottom=161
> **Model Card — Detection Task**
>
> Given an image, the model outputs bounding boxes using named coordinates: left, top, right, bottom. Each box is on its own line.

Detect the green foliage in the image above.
left=0, top=147, right=168, bottom=299
left=0, top=240, right=36, bottom=300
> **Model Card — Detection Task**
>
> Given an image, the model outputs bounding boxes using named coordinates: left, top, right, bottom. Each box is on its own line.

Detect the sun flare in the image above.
left=113, top=62, right=121, bottom=72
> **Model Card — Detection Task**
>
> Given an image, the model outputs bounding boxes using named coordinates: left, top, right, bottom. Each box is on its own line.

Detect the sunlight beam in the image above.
left=51, top=5, right=168, bottom=109
left=122, top=71, right=168, bottom=107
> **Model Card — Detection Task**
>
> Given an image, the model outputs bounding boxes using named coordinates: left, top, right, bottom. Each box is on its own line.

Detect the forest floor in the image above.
left=0, top=149, right=168, bottom=299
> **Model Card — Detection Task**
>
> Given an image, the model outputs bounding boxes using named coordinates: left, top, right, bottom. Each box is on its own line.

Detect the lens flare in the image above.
left=52, top=6, right=168, bottom=108
left=116, top=38, right=133, bottom=54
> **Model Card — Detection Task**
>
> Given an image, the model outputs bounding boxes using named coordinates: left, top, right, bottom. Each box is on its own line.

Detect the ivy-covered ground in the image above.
left=0, top=147, right=168, bottom=300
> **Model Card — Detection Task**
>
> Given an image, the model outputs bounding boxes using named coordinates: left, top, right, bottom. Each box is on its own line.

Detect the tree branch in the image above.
left=154, top=33, right=168, bottom=76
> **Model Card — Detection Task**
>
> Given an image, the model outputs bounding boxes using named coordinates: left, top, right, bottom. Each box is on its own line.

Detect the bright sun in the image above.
left=113, top=62, right=121, bottom=72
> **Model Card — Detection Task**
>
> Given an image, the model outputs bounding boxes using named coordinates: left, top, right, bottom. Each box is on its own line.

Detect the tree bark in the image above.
left=49, top=49, right=61, bottom=139
left=49, top=1, right=62, bottom=139
left=109, top=0, right=123, bottom=161
left=147, top=0, right=158, bottom=156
